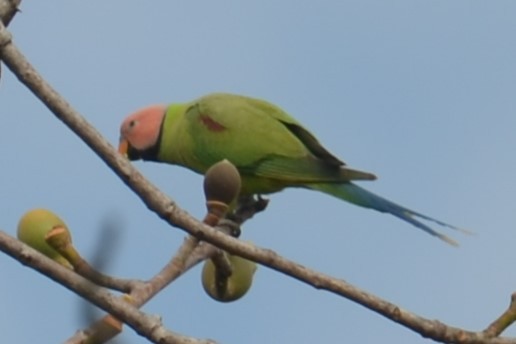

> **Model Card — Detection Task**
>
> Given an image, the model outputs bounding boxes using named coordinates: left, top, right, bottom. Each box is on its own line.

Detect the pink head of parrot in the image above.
left=119, top=104, right=167, bottom=159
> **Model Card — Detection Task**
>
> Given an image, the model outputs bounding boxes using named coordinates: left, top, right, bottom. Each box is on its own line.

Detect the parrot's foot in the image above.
left=254, top=195, right=270, bottom=212
left=217, top=219, right=242, bottom=238
left=235, top=195, right=269, bottom=219
left=226, top=195, right=269, bottom=226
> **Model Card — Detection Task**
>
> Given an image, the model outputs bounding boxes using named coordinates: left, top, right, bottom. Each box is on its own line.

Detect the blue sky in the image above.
left=2, top=1, right=516, bottom=343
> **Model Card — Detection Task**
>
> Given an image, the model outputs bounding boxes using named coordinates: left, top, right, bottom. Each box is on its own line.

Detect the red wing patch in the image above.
left=200, top=114, right=226, bottom=132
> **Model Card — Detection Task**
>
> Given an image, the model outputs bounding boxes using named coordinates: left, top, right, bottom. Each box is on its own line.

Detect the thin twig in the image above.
left=72, top=256, right=143, bottom=293
left=484, top=293, right=516, bottom=337
left=46, top=225, right=141, bottom=293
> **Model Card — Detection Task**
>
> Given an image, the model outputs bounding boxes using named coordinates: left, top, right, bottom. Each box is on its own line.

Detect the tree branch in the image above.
left=0, top=0, right=19, bottom=25
left=0, top=230, right=215, bottom=344
left=1, top=14, right=516, bottom=344
left=0, top=0, right=20, bottom=83
left=45, top=225, right=142, bottom=293
left=67, top=182, right=260, bottom=343
left=484, top=293, right=516, bottom=337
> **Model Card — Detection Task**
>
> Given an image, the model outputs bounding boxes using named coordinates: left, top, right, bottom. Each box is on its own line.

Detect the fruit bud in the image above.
left=202, top=252, right=257, bottom=302
left=17, top=208, right=72, bottom=268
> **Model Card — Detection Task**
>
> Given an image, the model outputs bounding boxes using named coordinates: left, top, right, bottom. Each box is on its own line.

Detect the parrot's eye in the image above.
left=128, top=120, right=137, bottom=129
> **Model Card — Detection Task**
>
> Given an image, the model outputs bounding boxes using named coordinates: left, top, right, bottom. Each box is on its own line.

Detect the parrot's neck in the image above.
left=156, top=103, right=192, bottom=166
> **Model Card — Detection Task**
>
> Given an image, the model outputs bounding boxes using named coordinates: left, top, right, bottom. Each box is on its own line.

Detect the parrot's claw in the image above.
left=236, top=195, right=269, bottom=215
left=225, top=195, right=269, bottom=225
left=216, top=219, right=242, bottom=237
left=255, top=195, right=270, bottom=212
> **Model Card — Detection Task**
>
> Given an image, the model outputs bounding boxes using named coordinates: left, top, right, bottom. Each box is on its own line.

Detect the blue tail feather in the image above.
left=308, top=183, right=469, bottom=246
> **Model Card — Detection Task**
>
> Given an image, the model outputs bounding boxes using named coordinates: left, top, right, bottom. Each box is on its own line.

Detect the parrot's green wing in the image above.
left=168, top=93, right=375, bottom=190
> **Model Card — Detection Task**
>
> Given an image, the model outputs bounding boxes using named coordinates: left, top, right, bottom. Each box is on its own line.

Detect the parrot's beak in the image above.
left=118, top=138, right=129, bottom=158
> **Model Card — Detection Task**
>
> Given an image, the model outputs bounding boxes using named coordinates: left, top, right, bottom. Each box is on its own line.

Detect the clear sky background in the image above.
left=1, top=1, right=516, bottom=343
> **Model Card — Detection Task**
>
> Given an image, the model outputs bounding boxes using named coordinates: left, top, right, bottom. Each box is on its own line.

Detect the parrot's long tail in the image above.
left=308, top=183, right=471, bottom=246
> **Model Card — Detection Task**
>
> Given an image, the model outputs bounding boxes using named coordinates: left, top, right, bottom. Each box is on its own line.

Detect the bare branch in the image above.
left=45, top=226, right=142, bottom=293
left=484, top=293, right=516, bottom=337
left=2, top=14, right=516, bottom=344
left=66, top=197, right=265, bottom=343
left=0, top=0, right=20, bottom=83
left=0, top=0, right=19, bottom=25
left=0, top=230, right=216, bottom=344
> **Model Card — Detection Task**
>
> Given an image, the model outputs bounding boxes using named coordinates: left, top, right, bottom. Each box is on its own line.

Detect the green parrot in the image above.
left=119, top=93, right=466, bottom=245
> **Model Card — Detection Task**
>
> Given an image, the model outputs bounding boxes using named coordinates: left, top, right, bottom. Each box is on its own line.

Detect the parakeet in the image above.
left=119, top=93, right=467, bottom=245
